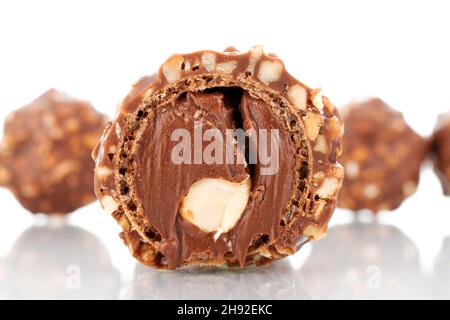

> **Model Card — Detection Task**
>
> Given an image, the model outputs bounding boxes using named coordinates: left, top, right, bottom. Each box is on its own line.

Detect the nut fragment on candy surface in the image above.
left=431, top=112, right=450, bottom=195
left=0, top=89, right=108, bottom=214
left=338, top=98, right=426, bottom=213
left=100, top=195, right=119, bottom=215
left=93, top=46, right=344, bottom=269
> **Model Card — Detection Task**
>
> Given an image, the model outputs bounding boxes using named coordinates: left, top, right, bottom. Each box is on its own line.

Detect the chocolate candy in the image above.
left=0, top=89, right=108, bottom=214
left=431, top=112, right=450, bottom=195
left=338, top=98, right=426, bottom=213
left=93, top=47, right=344, bottom=269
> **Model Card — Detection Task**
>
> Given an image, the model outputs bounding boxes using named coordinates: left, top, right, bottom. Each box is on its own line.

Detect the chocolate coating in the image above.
left=338, top=98, right=426, bottom=212
left=431, top=112, right=450, bottom=195
left=93, top=47, right=344, bottom=269
left=0, top=89, right=108, bottom=214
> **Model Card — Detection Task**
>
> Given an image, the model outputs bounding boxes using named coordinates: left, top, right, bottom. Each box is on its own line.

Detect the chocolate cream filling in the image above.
left=134, top=89, right=296, bottom=268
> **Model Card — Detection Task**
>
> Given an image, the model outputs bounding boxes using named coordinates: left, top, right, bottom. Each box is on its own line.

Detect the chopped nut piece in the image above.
left=313, top=134, right=329, bottom=154
left=216, top=61, right=237, bottom=74
left=101, top=195, right=119, bottom=215
left=311, top=89, right=324, bottom=111
left=257, top=60, right=282, bottom=84
left=162, top=56, right=184, bottom=83
left=201, top=52, right=216, bottom=72
left=317, top=177, right=340, bottom=199
left=288, top=85, right=307, bottom=110
left=303, top=225, right=326, bottom=240
left=305, top=112, right=323, bottom=140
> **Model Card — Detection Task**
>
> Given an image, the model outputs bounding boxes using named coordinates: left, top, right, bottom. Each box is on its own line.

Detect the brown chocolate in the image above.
left=0, top=89, right=108, bottom=214
left=431, top=112, right=450, bottom=195
left=93, top=46, right=344, bottom=269
left=338, top=98, right=427, bottom=212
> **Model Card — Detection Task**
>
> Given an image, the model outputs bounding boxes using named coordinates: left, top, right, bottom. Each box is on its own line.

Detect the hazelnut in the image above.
left=311, top=89, right=324, bottom=112
left=288, top=85, right=307, bottom=110
left=95, top=166, right=113, bottom=177
left=316, top=177, right=340, bottom=199
left=101, top=195, right=119, bottom=215
left=303, top=225, right=326, bottom=240
left=313, top=134, right=329, bottom=154
left=257, top=60, right=282, bottom=84
left=162, top=56, right=184, bottom=83
left=247, top=45, right=263, bottom=73
left=201, top=52, right=216, bottom=72
left=216, top=61, right=237, bottom=74
left=304, top=111, right=323, bottom=140
left=179, top=177, right=251, bottom=238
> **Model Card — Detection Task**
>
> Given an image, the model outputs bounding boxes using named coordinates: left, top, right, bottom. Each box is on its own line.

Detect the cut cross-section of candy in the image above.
left=92, top=46, right=344, bottom=269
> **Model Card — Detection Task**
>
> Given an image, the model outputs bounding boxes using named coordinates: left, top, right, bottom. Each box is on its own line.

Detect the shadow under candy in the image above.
left=301, top=221, right=427, bottom=299
left=0, top=223, right=121, bottom=299
left=126, top=259, right=310, bottom=300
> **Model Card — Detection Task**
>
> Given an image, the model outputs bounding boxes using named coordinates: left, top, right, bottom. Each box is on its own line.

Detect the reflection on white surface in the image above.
left=124, top=260, right=309, bottom=300
left=0, top=217, right=449, bottom=299
left=433, top=236, right=450, bottom=299
left=0, top=222, right=120, bottom=299
left=302, top=221, right=428, bottom=299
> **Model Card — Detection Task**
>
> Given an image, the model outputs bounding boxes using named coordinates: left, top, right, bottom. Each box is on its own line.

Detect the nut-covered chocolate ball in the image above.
left=338, top=98, right=426, bottom=212
left=431, top=112, right=450, bottom=195
left=0, top=89, right=108, bottom=214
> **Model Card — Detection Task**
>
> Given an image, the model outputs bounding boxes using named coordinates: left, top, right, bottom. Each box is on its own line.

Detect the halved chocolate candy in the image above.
left=93, top=47, right=344, bottom=269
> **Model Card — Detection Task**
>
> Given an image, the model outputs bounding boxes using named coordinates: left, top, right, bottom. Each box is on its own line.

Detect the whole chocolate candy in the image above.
left=0, top=89, right=108, bottom=214
left=338, top=98, right=427, bottom=213
left=431, top=112, right=450, bottom=195
left=93, top=47, right=344, bottom=269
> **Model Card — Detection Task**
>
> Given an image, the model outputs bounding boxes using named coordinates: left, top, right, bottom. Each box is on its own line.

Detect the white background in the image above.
left=0, top=0, right=450, bottom=299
